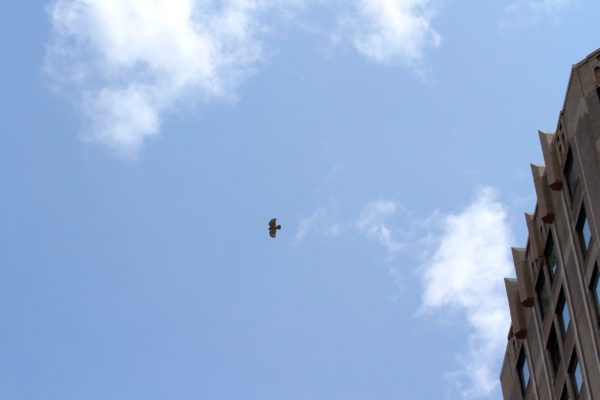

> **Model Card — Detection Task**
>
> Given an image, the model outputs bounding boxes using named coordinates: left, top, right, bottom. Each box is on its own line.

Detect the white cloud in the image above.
left=340, top=0, right=441, bottom=66
left=503, top=0, right=574, bottom=27
left=297, top=189, right=514, bottom=398
left=45, top=0, right=445, bottom=156
left=45, top=0, right=271, bottom=157
left=81, top=86, right=160, bottom=154
left=419, top=187, right=513, bottom=399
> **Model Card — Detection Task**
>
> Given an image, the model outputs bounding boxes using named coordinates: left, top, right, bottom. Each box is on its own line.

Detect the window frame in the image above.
left=536, top=269, right=550, bottom=318
left=557, top=290, right=571, bottom=335
left=546, top=325, right=561, bottom=375
left=591, top=264, right=600, bottom=322
left=517, top=348, right=531, bottom=396
left=564, top=150, right=578, bottom=199
left=575, top=205, right=591, bottom=255
left=568, top=351, right=583, bottom=399
left=545, top=231, right=558, bottom=280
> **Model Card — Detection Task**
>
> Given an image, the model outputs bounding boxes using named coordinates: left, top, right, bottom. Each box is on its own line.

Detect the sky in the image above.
left=1, top=1, right=600, bottom=399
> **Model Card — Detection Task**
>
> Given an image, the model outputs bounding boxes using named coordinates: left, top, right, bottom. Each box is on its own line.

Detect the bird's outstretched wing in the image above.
left=268, top=218, right=281, bottom=238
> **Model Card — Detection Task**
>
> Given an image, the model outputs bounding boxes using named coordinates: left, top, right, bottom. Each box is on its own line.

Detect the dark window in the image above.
left=591, top=265, right=600, bottom=319
left=557, top=291, right=571, bottom=334
left=547, top=326, right=561, bottom=374
left=595, top=67, right=600, bottom=102
left=576, top=206, right=592, bottom=254
left=545, top=231, right=558, bottom=279
left=564, top=150, right=578, bottom=198
left=517, top=349, right=531, bottom=395
left=569, top=352, right=583, bottom=398
left=560, top=385, right=570, bottom=400
left=536, top=270, right=550, bottom=318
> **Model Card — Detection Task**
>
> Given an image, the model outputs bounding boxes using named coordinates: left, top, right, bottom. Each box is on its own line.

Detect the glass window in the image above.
left=569, top=352, right=583, bottom=397
left=536, top=270, right=550, bottom=318
left=545, top=232, right=558, bottom=279
left=576, top=206, right=591, bottom=254
left=564, top=150, right=578, bottom=198
left=591, top=265, right=600, bottom=319
left=560, top=385, right=569, bottom=400
left=517, top=349, right=531, bottom=395
left=558, top=291, right=571, bottom=334
left=547, top=326, right=561, bottom=374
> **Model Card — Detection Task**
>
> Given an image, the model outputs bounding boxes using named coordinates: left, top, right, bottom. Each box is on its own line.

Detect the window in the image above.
left=547, top=326, right=561, bottom=374
left=545, top=231, right=558, bottom=279
left=517, top=349, right=531, bottom=395
left=576, top=206, right=592, bottom=254
left=536, top=270, right=550, bottom=318
left=595, top=66, right=600, bottom=101
left=560, top=385, right=570, bottom=400
left=557, top=291, right=571, bottom=334
left=564, top=150, right=578, bottom=198
left=568, top=352, right=583, bottom=398
left=591, top=265, right=600, bottom=319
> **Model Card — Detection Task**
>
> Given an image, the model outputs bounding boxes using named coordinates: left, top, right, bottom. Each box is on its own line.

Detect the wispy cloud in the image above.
left=296, top=199, right=406, bottom=252
left=502, top=0, right=574, bottom=27
left=338, top=0, right=441, bottom=67
left=295, top=198, right=343, bottom=242
left=297, top=188, right=514, bottom=398
left=296, top=199, right=408, bottom=298
left=45, top=0, right=444, bottom=156
left=356, top=200, right=405, bottom=256
left=419, top=187, right=513, bottom=399
left=296, top=207, right=328, bottom=241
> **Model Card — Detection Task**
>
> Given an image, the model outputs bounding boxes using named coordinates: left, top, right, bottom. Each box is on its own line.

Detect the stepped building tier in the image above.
left=500, top=49, right=600, bottom=400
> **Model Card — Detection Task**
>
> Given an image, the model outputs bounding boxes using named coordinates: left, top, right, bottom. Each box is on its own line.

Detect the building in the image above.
left=500, top=49, right=600, bottom=399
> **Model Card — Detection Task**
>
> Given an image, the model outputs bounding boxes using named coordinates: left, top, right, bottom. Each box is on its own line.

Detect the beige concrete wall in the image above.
left=501, top=49, right=600, bottom=400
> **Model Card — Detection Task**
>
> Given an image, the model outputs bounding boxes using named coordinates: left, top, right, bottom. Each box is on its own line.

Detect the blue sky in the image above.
left=2, top=1, right=600, bottom=399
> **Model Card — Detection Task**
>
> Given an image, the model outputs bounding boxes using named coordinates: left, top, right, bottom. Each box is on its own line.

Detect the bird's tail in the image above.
left=276, top=225, right=281, bottom=230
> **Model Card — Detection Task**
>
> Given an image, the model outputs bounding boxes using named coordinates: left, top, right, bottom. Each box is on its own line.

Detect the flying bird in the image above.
left=268, top=218, right=281, bottom=238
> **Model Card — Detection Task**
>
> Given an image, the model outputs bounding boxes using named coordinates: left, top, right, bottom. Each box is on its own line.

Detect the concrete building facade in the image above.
left=500, top=49, right=600, bottom=400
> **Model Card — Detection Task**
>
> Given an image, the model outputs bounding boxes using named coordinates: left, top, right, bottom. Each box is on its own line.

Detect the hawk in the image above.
left=268, top=218, right=281, bottom=238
